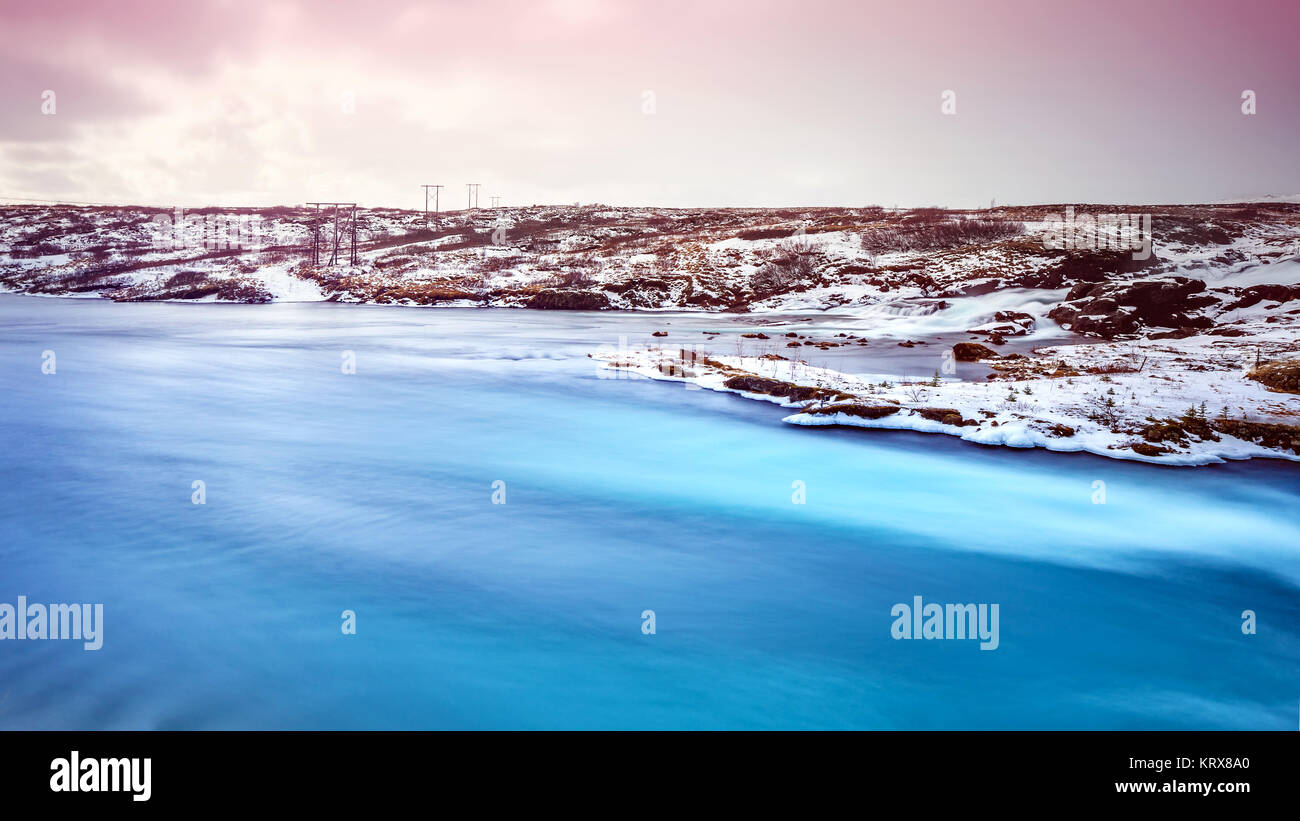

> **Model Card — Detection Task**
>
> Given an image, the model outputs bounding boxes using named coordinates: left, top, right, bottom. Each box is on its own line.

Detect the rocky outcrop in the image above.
left=1247, top=359, right=1300, bottom=394
left=1047, top=277, right=1217, bottom=338
left=914, top=407, right=978, bottom=427
left=804, top=403, right=901, bottom=419
left=526, top=289, right=611, bottom=310
left=603, top=276, right=696, bottom=308
left=1014, top=250, right=1163, bottom=289
left=1139, top=413, right=1300, bottom=455
left=1215, top=419, right=1300, bottom=454
left=1131, top=442, right=1173, bottom=457
left=722, top=375, right=841, bottom=402
left=1141, top=416, right=1219, bottom=446
left=1226, top=284, right=1300, bottom=311
left=952, top=342, right=1000, bottom=361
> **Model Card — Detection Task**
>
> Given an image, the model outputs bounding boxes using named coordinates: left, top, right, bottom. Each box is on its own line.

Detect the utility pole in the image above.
left=307, top=202, right=358, bottom=266
left=466, top=183, right=480, bottom=210
left=422, top=185, right=443, bottom=220
left=490, top=196, right=501, bottom=208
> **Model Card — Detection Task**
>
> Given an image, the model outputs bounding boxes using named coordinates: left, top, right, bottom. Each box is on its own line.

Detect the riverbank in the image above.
left=598, top=334, right=1300, bottom=466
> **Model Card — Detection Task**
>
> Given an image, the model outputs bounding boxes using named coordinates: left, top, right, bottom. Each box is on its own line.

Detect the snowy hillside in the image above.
left=2, top=202, right=1297, bottom=321
left=3, top=200, right=1298, bottom=464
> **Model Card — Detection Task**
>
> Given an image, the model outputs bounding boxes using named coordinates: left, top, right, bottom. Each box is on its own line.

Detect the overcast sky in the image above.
left=1, top=0, right=1297, bottom=210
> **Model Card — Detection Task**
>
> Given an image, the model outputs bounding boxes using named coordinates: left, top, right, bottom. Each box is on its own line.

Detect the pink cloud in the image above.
left=0, top=0, right=1296, bottom=207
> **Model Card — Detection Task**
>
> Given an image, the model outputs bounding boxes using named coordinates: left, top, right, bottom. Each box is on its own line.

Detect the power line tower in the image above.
left=422, top=185, right=443, bottom=220
left=466, top=183, right=480, bottom=210
left=307, top=202, right=358, bottom=266
left=490, top=196, right=501, bottom=208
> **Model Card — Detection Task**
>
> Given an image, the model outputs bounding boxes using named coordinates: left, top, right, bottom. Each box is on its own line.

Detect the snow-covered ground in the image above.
left=600, top=342, right=1300, bottom=465
left=3, top=201, right=1298, bottom=313
left=595, top=251, right=1300, bottom=466
left=4, top=201, right=1298, bottom=465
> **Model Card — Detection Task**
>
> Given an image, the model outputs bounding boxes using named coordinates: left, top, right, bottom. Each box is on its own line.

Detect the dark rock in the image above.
left=804, top=403, right=901, bottom=419
left=1226, top=284, right=1300, bottom=310
left=1083, top=297, right=1120, bottom=314
left=1115, top=278, right=1216, bottom=320
left=1131, top=442, right=1172, bottom=457
left=952, top=342, right=999, bottom=361
left=1046, top=303, right=1079, bottom=325
left=1148, top=327, right=1200, bottom=340
left=722, top=375, right=789, bottom=394
left=784, top=385, right=836, bottom=402
left=1029, top=250, right=1163, bottom=288
left=944, top=280, right=1000, bottom=297
left=1048, top=276, right=1217, bottom=338
left=1066, top=282, right=1105, bottom=301
left=1067, top=310, right=1140, bottom=337
left=526, top=289, right=611, bottom=310
left=722, top=375, right=837, bottom=403
left=915, top=407, right=978, bottom=427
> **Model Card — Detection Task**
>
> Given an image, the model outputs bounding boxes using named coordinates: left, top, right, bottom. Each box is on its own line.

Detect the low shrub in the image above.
left=860, top=219, right=1025, bottom=254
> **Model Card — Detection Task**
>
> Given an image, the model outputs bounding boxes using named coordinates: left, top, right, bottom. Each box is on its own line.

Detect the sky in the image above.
left=0, top=0, right=1297, bottom=210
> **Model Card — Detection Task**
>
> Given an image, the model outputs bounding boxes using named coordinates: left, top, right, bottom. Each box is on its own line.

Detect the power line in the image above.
left=421, top=184, right=443, bottom=220
left=306, top=202, right=359, bottom=267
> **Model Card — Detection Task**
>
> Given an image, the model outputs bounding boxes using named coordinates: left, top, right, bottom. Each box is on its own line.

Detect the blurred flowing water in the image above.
left=0, top=295, right=1297, bottom=729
